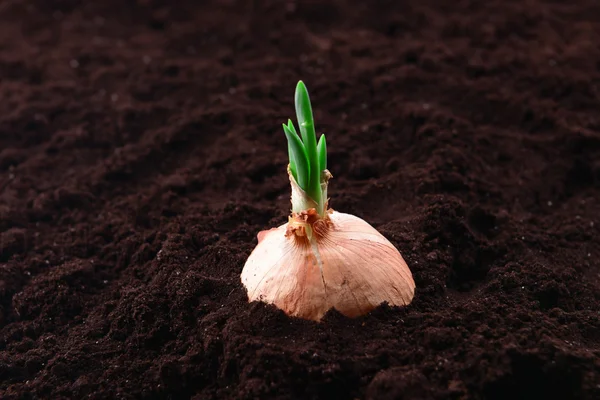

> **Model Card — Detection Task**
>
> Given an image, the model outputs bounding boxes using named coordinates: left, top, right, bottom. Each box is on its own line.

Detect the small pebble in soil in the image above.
left=70, top=59, right=79, bottom=68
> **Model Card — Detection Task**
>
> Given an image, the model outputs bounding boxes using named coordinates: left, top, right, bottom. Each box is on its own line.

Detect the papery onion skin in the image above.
left=241, top=210, right=416, bottom=322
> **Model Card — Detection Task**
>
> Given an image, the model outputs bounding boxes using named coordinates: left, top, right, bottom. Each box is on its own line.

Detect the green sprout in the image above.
left=283, top=81, right=327, bottom=212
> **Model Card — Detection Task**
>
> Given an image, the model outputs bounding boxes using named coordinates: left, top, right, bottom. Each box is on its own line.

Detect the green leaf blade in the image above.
left=283, top=123, right=310, bottom=189
left=317, top=134, right=327, bottom=171
left=294, top=81, right=321, bottom=205
left=287, top=119, right=299, bottom=136
left=286, top=127, right=298, bottom=181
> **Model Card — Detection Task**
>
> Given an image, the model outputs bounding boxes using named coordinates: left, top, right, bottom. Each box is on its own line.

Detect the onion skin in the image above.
left=241, top=209, right=416, bottom=322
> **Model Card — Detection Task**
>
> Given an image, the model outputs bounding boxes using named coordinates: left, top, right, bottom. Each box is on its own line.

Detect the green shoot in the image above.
left=285, top=120, right=301, bottom=181
left=283, top=121, right=309, bottom=189
left=287, top=140, right=297, bottom=181
left=317, top=134, right=327, bottom=171
left=283, top=81, right=323, bottom=205
left=294, top=81, right=320, bottom=204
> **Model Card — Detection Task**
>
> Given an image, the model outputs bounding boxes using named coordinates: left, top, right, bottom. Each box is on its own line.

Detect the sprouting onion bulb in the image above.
left=241, top=81, right=416, bottom=322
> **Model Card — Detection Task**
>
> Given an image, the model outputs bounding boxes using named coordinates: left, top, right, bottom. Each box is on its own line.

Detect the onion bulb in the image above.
left=240, top=81, right=416, bottom=321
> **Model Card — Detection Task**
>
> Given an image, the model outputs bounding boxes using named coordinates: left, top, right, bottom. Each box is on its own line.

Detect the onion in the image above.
left=240, top=81, right=416, bottom=321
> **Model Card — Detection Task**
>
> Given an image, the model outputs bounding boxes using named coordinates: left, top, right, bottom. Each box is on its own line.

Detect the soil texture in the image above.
left=0, top=0, right=599, bottom=399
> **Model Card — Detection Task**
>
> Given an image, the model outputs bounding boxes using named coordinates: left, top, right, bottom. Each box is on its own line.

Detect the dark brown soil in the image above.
left=1, top=0, right=599, bottom=398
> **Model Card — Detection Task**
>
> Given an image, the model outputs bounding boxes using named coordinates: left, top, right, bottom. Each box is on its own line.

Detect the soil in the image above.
left=0, top=0, right=599, bottom=399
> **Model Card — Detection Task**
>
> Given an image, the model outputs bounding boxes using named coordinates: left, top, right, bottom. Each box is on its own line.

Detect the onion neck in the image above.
left=288, top=165, right=332, bottom=218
